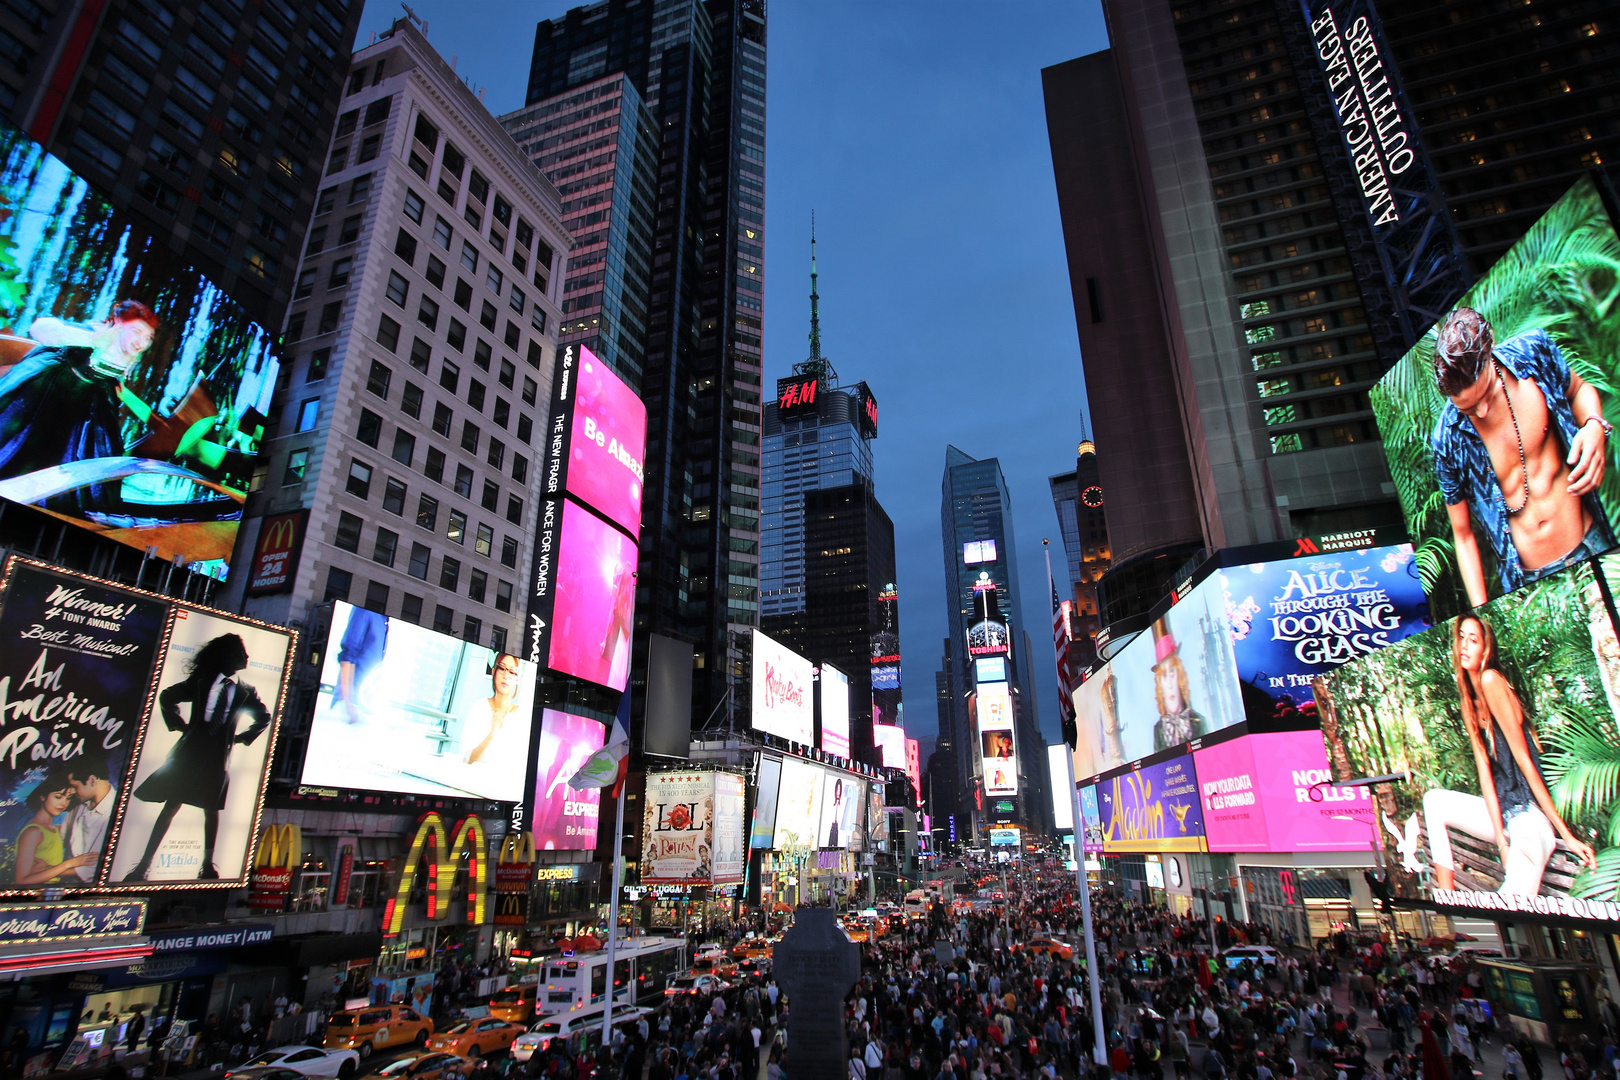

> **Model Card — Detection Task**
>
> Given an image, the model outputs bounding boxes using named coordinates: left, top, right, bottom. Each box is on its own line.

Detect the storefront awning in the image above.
left=0, top=938, right=152, bottom=980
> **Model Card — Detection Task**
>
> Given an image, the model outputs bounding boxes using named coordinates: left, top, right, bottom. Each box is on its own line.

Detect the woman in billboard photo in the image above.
left=1151, top=622, right=1204, bottom=751
left=12, top=768, right=98, bottom=885
left=825, top=779, right=844, bottom=848
left=120, top=633, right=272, bottom=882
left=1424, top=614, right=1596, bottom=895
left=462, top=653, right=524, bottom=765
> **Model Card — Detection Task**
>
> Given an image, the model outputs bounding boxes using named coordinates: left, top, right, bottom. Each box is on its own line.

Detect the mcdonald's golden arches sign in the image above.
left=246, top=510, right=308, bottom=596
left=248, top=823, right=301, bottom=912
left=383, top=813, right=488, bottom=938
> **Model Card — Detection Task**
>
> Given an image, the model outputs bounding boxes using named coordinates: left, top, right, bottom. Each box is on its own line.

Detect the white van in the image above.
left=509, top=1004, right=652, bottom=1061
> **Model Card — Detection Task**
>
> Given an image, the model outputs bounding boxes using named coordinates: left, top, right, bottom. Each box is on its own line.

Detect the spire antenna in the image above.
left=794, top=212, right=836, bottom=383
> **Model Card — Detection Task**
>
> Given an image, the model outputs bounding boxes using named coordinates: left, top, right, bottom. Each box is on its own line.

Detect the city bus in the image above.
left=536, top=936, right=687, bottom=1016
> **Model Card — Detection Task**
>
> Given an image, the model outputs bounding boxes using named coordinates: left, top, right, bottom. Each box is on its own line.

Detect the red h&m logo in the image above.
left=864, top=395, right=878, bottom=429
left=779, top=378, right=818, bottom=411
left=1293, top=538, right=1320, bottom=556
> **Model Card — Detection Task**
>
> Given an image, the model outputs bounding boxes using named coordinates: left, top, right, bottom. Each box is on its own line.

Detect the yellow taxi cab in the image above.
left=487, top=984, right=538, bottom=1024
left=324, top=1004, right=434, bottom=1059
left=740, top=940, right=772, bottom=960
left=842, top=918, right=869, bottom=943
left=1020, top=937, right=1075, bottom=961
left=427, top=1018, right=526, bottom=1058
left=690, top=953, right=738, bottom=979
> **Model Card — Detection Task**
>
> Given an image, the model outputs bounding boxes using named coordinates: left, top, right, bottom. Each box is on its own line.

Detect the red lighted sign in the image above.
left=777, top=375, right=819, bottom=418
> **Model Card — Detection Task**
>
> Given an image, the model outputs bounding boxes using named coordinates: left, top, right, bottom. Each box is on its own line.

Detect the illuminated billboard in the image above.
left=751, top=628, right=814, bottom=744
left=855, top=382, right=878, bottom=439
left=975, top=657, right=1007, bottom=684
left=530, top=709, right=606, bottom=851
left=750, top=756, right=782, bottom=850
left=990, top=828, right=1019, bottom=847
left=1077, top=784, right=1103, bottom=853
left=820, top=664, right=850, bottom=758
left=775, top=373, right=820, bottom=420
left=1072, top=563, right=1245, bottom=781
left=544, top=344, right=647, bottom=537
left=301, top=601, right=536, bottom=801
left=771, top=757, right=824, bottom=852
left=1213, top=544, right=1429, bottom=721
left=1313, top=556, right=1620, bottom=920
left=816, top=773, right=863, bottom=849
left=906, top=738, right=922, bottom=804
left=712, top=772, right=746, bottom=884
left=874, top=723, right=906, bottom=769
left=963, top=540, right=998, bottom=565
left=871, top=584, right=901, bottom=709
left=0, top=120, right=279, bottom=574
left=977, top=682, right=1018, bottom=796
left=0, top=558, right=294, bottom=893
left=1192, top=730, right=1375, bottom=853
left=1096, top=753, right=1205, bottom=854
left=1049, top=744, right=1075, bottom=832
left=1370, top=176, right=1620, bottom=622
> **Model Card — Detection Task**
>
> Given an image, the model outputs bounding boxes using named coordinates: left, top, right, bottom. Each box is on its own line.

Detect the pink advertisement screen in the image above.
left=549, top=500, right=637, bottom=691
left=567, top=346, right=647, bottom=537
left=1193, top=730, right=1376, bottom=853
left=531, top=709, right=607, bottom=850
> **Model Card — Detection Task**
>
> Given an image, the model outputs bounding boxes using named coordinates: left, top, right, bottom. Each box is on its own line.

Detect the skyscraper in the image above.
left=2, top=0, right=363, bottom=330
left=1050, top=438, right=1111, bottom=672
left=525, top=0, right=767, bottom=740
left=940, top=446, right=1048, bottom=837
left=1044, top=0, right=1620, bottom=634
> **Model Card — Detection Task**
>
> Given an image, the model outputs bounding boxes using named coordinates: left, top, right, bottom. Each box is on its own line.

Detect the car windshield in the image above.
left=327, top=1016, right=355, bottom=1028
left=493, top=989, right=524, bottom=1002
left=379, top=1059, right=421, bottom=1075
left=671, top=978, right=695, bottom=988
left=535, top=1023, right=562, bottom=1035
left=242, top=1054, right=283, bottom=1067
left=445, top=1022, right=473, bottom=1035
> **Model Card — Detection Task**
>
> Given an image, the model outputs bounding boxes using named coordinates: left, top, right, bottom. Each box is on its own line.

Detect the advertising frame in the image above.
left=1095, top=751, right=1207, bottom=854
left=751, top=628, right=814, bottom=745
left=530, top=708, right=608, bottom=852
left=820, top=663, right=851, bottom=758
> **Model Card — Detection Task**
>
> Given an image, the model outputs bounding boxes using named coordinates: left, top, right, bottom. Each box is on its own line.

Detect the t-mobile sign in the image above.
left=1193, top=730, right=1376, bottom=853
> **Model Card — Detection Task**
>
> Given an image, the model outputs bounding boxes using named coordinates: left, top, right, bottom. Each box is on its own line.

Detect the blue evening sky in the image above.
left=358, top=0, right=1109, bottom=754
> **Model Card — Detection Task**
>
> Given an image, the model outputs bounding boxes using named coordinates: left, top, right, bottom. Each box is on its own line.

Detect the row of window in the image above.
left=323, top=564, right=505, bottom=653
left=332, top=506, right=516, bottom=610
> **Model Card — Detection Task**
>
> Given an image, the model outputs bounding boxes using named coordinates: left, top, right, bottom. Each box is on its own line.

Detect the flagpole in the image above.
left=1067, top=747, right=1108, bottom=1065
left=602, top=781, right=625, bottom=1050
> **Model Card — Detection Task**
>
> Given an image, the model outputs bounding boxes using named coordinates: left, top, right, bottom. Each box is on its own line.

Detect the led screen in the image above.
left=1313, top=556, right=1620, bottom=920
left=750, top=756, right=782, bottom=850
left=874, top=724, right=906, bottom=769
left=963, top=540, right=998, bottom=564
left=976, top=682, right=1018, bottom=796
left=642, top=771, right=718, bottom=886
left=990, top=828, right=1019, bottom=846
left=906, top=739, right=922, bottom=803
left=1371, top=176, right=1620, bottom=622
left=301, top=601, right=536, bottom=800
left=816, top=773, right=862, bottom=849
left=871, top=584, right=901, bottom=702
left=108, top=604, right=292, bottom=886
left=1072, top=566, right=1244, bottom=781
left=1077, top=784, right=1103, bottom=854
left=0, top=121, right=279, bottom=574
left=820, top=664, right=850, bottom=758
left=553, top=344, right=646, bottom=537
left=712, top=772, right=746, bottom=884
left=771, top=757, right=824, bottom=851
left=546, top=500, right=637, bottom=691
left=1095, top=753, right=1205, bottom=853
left=975, top=657, right=1007, bottom=684
left=1049, top=744, right=1075, bottom=832
left=530, top=709, right=606, bottom=851
left=751, top=628, right=813, bottom=744
left=1213, top=544, right=1429, bottom=721
left=1193, top=730, right=1376, bottom=853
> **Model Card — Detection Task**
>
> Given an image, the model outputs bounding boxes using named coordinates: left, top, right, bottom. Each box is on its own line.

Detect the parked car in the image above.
left=228, top=1047, right=359, bottom=1080
left=325, top=1005, right=433, bottom=1059
left=509, top=1006, right=653, bottom=1062
left=428, top=1019, right=525, bottom=1058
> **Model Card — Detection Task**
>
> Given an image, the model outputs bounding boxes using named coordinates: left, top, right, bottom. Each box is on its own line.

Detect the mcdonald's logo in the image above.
left=248, top=823, right=301, bottom=912
left=246, top=510, right=308, bottom=597
left=498, top=831, right=536, bottom=866
left=496, top=832, right=535, bottom=893
left=383, top=813, right=488, bottom=938
left=493, top=892, right=528, bottom=927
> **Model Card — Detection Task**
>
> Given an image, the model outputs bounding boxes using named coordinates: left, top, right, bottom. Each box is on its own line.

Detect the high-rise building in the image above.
left=228, top=20, right=570, bottom=670
left=500, top=73, right=658, bottom=384
left=1044, top=0, right=1620, bottom=635
left=525, top=0, right=767, bottom=743
left=2, top=0, right=363, bottom=330
left=940, top=446, right=1047, bottom=837
left=1050, top=438, right=1111, bottom=671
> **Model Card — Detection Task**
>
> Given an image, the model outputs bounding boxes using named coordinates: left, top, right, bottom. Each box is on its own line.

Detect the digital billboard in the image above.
left=108, top=605, right=292, bottom=886
left=1077, top=783, right=1103, bottom=854
left=1369, top=176, right=1620, bottom=622
left=751, top=628, right=813, bottom=744
left=874, top=723, right=906, bottom=769
left=1072, top=563, right=1245, bottom=781
left=963, top=540, right=998, bottom=565
left=641, top=771, right=714, bottom=886
left=749, top=755, right=782, bottom=850
left=1096, top=753, right=1206, bottom=853
left=543, top=500, right=636, bottom=692
left=1049, top=744, right=1075, bottom=832
left=820, top=664, right=850, bottom=758
left=301, top=601, right=536, bottom=801
left=990, top=828, right=1019, bottom=847
left=1212, top=544, right=1429, bottom=721
left=712, top=772, right=746, bottom=885
left=1313, top=556, right=1620, bottom=919
left=771, top=757, right=824, bottom=851
left=906, top=739, right=922, bottom=804
left=1193, top=730, right=1376, bottom=853
left=530, top=709, right=606, bottom=851
left=816, top=773, right=862, bottom=849
left=871, top=584, right=901, bottom=703
left=977, top=681, right=1018, bottom=796
left=855, top=382, right=878, bottom=439
left=544, top=344, right=647, bottom=537
left=975, top=657, right=1006, bottom=684
left=0, top=121, right=280, bottom=575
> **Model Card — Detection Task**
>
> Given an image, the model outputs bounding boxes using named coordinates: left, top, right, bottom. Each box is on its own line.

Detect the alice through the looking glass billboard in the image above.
left=0, top=120, right=279, bottom=575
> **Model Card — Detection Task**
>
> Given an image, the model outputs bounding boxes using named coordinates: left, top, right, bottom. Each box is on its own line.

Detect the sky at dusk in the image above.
left=358, top=0, right=1111, bottom=752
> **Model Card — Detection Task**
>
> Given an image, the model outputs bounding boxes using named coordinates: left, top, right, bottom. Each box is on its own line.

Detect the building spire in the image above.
left=795, top=211, right=835, bottom=382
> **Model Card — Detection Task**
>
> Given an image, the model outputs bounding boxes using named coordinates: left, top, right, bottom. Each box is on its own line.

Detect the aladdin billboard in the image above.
left=1096, top=752, right=1206, bottom=854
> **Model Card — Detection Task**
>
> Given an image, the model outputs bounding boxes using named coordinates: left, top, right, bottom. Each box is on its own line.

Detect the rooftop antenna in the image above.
left=401, top=3, right=427, bottom=32
left=794, top=212, right=836, bottom=384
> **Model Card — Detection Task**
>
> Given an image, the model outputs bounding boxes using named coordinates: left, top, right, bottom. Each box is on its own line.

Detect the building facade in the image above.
left=525, top=0, right=768, bottom=746
left=2, top=0, right=362, bottom=330
left=1049, top=438, right=1111, bottom=671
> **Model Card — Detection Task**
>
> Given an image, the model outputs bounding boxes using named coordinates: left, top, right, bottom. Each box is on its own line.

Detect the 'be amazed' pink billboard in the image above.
left=1193, top=730, right=1375, bottom=853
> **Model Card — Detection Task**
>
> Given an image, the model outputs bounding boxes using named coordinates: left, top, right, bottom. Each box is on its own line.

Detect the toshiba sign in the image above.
left=750, top=628, right=814, bottom=745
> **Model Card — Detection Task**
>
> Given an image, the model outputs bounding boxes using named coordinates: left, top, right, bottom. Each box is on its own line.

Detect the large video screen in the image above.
left=874, top=723, right=906, bottom=769
left=301, top=602, right=536, bottom=800
left=871, top=585, right=901, bottom=703
left=977, top=681, right=1018, bottom=796
left=771, top=757, right=824, bottom=851
left=1049, top=743, right=1075, bottom=832
left=749, top=756, right=782, bottom=850
left=530, top=709, right=606, bottom=851
left=1077, top=783, right=1103, bottom=853
left=546, top=344, right=647, bottom=537
left=0, top=121, right=279, bottom=575
left=1313, top=556, right=1620, bottom=919
left=751, top=629, right=813, bottom=744
left=1213, top=544, right=1429, bottom=721
left=1072, top=573, right=1244, bottom=781
left=1096, top=752, right=1206, bottom=853
left=816, top=772, right=862, bottom=849
left=545, top=500, right=637, bottom=692
left=820, top=664, right=850, bottom=758
left=1371, top=176, right=1620, bottom=622
left=0, top=558, right=293, bottom=893
left=1193, top=730, right=1376, bottom=853
left=712, top=772, right=746, bottom=884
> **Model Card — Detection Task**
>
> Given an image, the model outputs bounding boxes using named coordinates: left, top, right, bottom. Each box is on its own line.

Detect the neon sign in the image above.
left=382, top=812, right=488, bottom=938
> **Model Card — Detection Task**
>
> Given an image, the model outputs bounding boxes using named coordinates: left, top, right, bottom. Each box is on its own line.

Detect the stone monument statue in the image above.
left=772, top=906, right=861, bottom=1075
